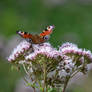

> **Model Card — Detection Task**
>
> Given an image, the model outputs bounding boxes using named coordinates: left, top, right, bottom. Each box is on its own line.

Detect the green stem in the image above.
left=42, top=63, right=47, bottom=92
left=62, top=76, right=70, bottom=92
left=33, top=87, right=36, bottom=92
left=22, top=64, right=36, bottom=92
left=71, top=70, right=80, bottom=78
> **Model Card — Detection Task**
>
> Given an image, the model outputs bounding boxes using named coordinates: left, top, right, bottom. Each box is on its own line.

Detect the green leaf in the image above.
left=26, top=82, right=39, bottom=89
left=48, top=88, right=57, bottom=92
left=11, top=65, right=19, bottom=71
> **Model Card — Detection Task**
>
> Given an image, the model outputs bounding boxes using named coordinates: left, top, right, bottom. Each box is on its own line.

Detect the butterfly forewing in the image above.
left=16, top=31, right=32, bottom=39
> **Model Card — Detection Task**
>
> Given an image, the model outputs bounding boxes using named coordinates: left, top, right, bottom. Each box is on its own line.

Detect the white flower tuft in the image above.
left=26, top=52, right=37, bottom=60
left=82, top=49, right=92, bottom=62
left=59, top=42, right=79, bottom=55
left=8, top=40, right=31, bottom=62
left=59, top=42, right=92, bottom=63
left=60, top=42, right=78, bottom=50
left=26, top=42, right=61, bottom=60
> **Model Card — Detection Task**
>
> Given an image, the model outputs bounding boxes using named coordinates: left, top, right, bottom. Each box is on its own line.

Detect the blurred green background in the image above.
left=0, top=0, right=92, bottom=92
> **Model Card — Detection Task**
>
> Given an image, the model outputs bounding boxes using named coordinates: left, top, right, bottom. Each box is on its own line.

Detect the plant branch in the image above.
left=42, top=62, right=47, bottom=92
left=22, top=64, right=36, bottom=92
left=62, top=76, right=70, bottom=92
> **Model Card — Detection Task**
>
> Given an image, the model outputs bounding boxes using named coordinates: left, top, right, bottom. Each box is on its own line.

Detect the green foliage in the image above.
left=11, top=65, right=19, bottom=71
left=26, top=82, right=39, bottom=89
left=0, top=58, right=21, bottom=92
left=0, top=0, right=92, bottom=49
left=48, top=88, right=57, bottom=92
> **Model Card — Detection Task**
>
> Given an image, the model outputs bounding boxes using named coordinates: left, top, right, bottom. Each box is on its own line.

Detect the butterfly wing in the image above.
left=40, top=30, right=52, bottom=36
left=16, top=25, right=54, bottom=44
left=16, top=31, right=32, bottom=39
left=16, top=31, right=43, bottom=44
left=40, top=25, right=54, bottom=36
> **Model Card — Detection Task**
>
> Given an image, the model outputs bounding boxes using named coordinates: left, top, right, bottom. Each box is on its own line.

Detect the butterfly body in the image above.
left=17, top=25, right=54, bottom=44
left=28, top=34, right=45, bottom=44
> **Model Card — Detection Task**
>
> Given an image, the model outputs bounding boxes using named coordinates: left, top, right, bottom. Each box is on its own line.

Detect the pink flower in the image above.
left=59, top=42, right=92, bottom=63
left=8, top=41, right=31, bottom=62
left=26, top=42, right=61, bottom=60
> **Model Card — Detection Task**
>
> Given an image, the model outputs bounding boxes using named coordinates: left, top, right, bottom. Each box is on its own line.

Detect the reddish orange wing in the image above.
left=16, top=25, right=54, bottom=44
left=16, top=31, right=32, bottom=39
left=40, top=25, right=54, bottom=36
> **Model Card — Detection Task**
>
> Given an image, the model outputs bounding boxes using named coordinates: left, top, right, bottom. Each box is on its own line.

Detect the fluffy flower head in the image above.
left=8, top=41, right=31, bottom=62
left=26, top=42, right=61, bottom=60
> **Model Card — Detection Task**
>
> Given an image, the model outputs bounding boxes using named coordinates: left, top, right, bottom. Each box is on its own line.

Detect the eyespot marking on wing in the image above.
left=16, top=31, right=32, bottom=39
left=40, top=25, right=54, bottom=36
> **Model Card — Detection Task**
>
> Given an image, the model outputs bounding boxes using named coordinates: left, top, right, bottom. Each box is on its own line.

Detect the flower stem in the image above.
left=62, top=76, right=70, bottom=92
left=22, top=64, right=36, bottom=92
left=33, top=87, right=36, bottom=92
left=43, top=63, right=47, bottom=92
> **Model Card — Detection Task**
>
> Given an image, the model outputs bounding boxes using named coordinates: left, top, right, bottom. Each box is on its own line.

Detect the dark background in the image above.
left=0, top=0, right=92, bottom=92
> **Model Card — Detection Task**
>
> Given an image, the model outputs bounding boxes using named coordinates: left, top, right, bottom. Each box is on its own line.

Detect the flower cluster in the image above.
left=26, top=43, right=61, bottom=60
left=8, top=41, right=32, bottom=62
left=60, top=42, right=92, bottom=63
left=8, top=41, right=92, bottom=92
